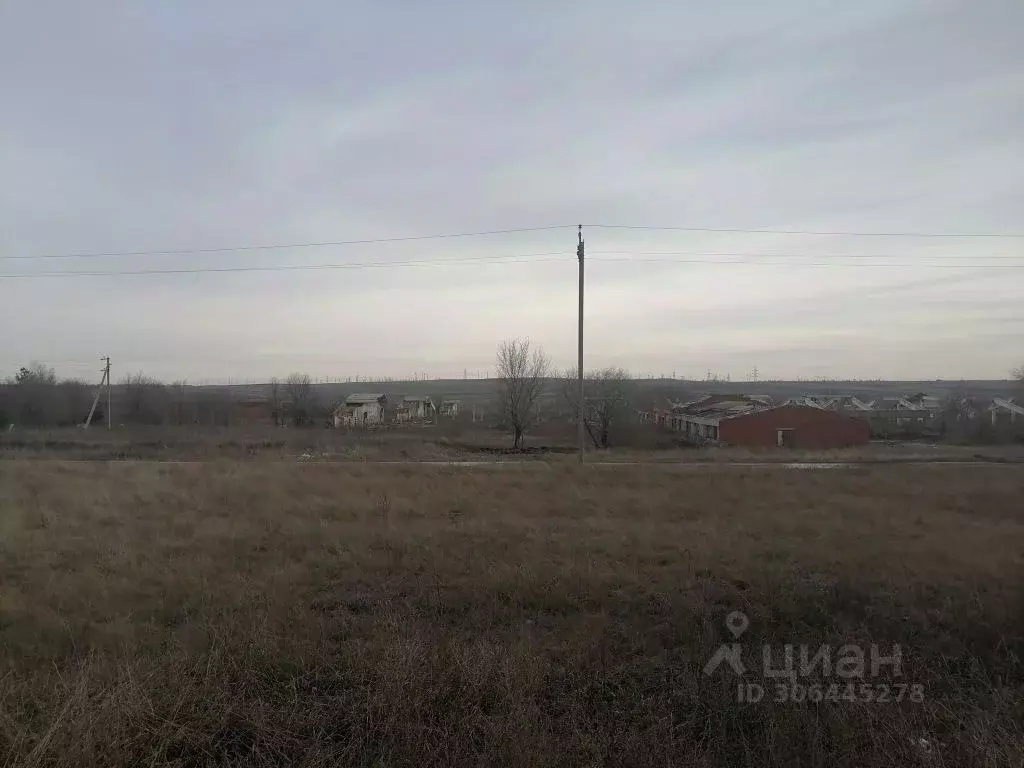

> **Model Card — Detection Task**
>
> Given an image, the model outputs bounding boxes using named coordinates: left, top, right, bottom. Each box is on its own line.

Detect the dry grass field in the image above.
left=3, top=425, right=1024, bottom=464
left=0, top=460, right=1022, bottom=766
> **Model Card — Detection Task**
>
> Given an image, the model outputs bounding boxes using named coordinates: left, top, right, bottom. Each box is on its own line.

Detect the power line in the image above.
left=2, top=358, right=104, bottom=365
left=4, top=251, right=1022, bottom=280
left=588, top=257, right=1024, bottom=268
left=585, top=224, right=1024, bottom=239
left=1, top=225, right=574, bottom=261
left=589, top=256, right=1024, bottom=264
left=5, top=221, right=1023, bottom=263
left=0, top=251, right=572, bottom=279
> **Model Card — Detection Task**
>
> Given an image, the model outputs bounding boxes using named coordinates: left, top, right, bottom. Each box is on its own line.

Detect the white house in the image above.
left=438, top=400, right=460, bottom=417
left=333, top=393, right=386, bottom=427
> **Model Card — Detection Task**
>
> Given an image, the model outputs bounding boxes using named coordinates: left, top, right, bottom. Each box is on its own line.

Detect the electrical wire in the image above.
left=4, top=221, right=1023, bottom=263
left=589, top=256, right=1024, bottom=264
left=4, top=251, right=1023, bottom=279
left=8, top=250, right=1024, bottom=278
left=585, top=224, right=1024, bottom=239
left=0, top=251, right=573, bottom=279
left=0, top=225, right=574, bottom=261
left=588, top=256, right=1024, bottom=268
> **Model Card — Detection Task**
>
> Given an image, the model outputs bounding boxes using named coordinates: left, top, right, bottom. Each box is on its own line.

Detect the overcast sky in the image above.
left=2, top=1, right=1022, bottom=383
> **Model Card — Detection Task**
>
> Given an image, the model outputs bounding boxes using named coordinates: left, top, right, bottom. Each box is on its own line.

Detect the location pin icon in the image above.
left=726, top=611, right=749, bottom=639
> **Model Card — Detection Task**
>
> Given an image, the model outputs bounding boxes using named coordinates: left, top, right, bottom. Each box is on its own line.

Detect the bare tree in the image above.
left=121, top=373, right=168, bottom=425
left=57, top=379, right=91, bottom=426
left=194, top=387, right=234, bottom=426
left=268, top=377, right=286, bottom=427
left=14, top=362, right=57, bottom=387
left=168, top=381, right=192, bottom=425
left=561, top=366, right=634, bottom=449
left=495, top=338, right=551, bottom=449
left=286, top=373, right=314, bottom=426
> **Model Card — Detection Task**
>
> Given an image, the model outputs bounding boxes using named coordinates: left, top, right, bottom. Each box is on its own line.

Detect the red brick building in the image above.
left=718, top=404, right=869, bottom=448
left=669, top=396, right=869, bottom=448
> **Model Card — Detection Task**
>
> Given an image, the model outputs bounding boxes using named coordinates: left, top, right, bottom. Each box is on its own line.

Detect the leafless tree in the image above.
left=120, top=373, right=167, bottom=425
left=14, top=361, right=57, bottom=387
left=0, top=387, right=11, bottom=429
left=167, top=381, right=192, bottom=425
left=495, top=338, right=551, bottom=449
left=193, top=387, right=234, bottom=426
left=57, top=379, right=92, bottom=425
left=561, top=366, right=634, bottom=449
left=267, top=377, right=286, bottom=426
left=286, top=373, right=314, bottom=426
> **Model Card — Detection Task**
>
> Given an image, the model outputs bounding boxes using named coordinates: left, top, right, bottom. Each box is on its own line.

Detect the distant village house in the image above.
left=396, top=395, right=434, bottom=422
left=333, top=393, right=386, bottom=427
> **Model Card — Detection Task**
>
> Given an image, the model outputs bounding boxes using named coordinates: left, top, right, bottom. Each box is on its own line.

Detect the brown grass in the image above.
left=4, top=425, right=1024, bottom=464
left=0, top=461, right=1022, bottom=766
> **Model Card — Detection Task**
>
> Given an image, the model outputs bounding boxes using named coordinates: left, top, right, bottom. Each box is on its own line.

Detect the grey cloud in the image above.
left=2, top=1, right=1023, bottom=381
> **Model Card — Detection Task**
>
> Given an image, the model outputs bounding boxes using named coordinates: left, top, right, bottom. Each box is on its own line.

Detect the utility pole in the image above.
left=104, top=357, right=111, bottom=429
left=577, top=224, right=585, bottom=464
left=83, top=358, right=109, bottom=430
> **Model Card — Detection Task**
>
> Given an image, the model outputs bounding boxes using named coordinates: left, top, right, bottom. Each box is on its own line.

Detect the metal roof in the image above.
left=675, top=398, right=870, bottom=425
left=873, top=396, right=925, bottom=411
left=992, top=398, right=1024, bottom=416
left=818, top=395, right=873, bottom=411
left=672, top=395, right=772, bottom=421
left=344, top=393, right=385, bottom=404
left=783, top=396, right=826, bottom=409
left=402, top=395, right=433, bottom=403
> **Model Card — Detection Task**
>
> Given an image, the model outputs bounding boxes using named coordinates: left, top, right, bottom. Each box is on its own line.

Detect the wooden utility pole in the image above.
left=577, top=225, right=585, bottom=463
left=104, top=357, right=111, bottom=429
left=83, top=357, right=111, bottom=429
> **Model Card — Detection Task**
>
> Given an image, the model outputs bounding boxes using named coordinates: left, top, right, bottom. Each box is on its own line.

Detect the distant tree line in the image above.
left=4, top=357, right=1021, bottom=441
left=0, top=363, right=327, bottom=429
left=0, top=363, right=91, bottom=428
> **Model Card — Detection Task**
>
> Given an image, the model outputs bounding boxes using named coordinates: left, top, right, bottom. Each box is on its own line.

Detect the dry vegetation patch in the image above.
left=0, top=461, right=1021, bottom=766
left=6, top=425, right=1024, bottom=464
